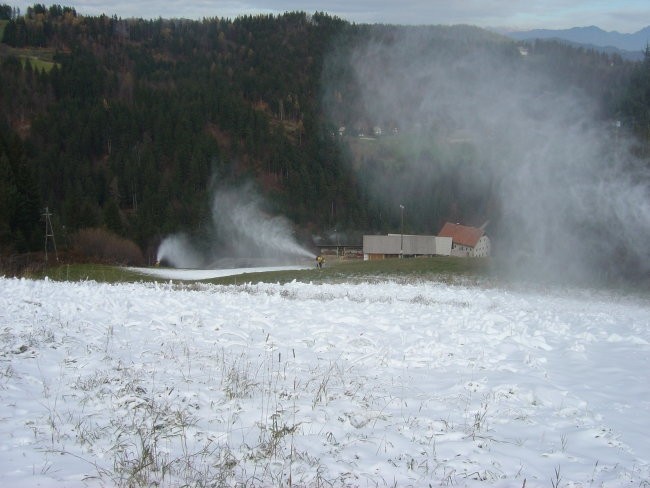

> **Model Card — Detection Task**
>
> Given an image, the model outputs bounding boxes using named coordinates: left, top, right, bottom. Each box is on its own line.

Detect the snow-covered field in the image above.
left=1, top=275, right=649, bottom=487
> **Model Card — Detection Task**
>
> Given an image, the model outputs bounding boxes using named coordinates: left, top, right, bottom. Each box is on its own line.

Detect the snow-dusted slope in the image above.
left=1, top=277, right=648, bottom=486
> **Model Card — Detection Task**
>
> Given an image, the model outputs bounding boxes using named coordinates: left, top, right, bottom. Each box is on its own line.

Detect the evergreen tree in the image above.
left=0, top=3, right=11, bottom=20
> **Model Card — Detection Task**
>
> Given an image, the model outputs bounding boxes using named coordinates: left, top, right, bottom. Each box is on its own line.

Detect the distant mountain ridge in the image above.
left=506, top=25, right=650, bottom=60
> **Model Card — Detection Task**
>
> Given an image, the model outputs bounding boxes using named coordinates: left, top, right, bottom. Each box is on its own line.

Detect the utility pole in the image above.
left=400, top=204, right=405, bottom=258
left=132, top=180, right=138, bottom=212
left=334, top=227, right=339, bottom=258
left=43, top=207, right=58, bottom=263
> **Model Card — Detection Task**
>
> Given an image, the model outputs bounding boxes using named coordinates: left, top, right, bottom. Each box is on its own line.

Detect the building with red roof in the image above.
left=438, top=222, right=491, bottom=257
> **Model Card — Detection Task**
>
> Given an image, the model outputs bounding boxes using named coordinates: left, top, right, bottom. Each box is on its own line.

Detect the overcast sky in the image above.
left=9, top=1, right=650, bottom=33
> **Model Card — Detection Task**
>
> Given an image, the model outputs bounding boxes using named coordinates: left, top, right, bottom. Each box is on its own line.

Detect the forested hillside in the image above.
left=0, top=6, right=365, bottom=261
left=1, top=4, right=648, bottom=272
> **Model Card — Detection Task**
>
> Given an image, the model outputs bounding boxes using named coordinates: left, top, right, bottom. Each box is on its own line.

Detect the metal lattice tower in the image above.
left=43, top=207, right=58, bottom=263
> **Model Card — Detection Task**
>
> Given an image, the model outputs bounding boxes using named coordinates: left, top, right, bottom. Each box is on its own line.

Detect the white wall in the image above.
left=471, top=236, right=491, bottom=257
left=364, top=235, right=452, bottom=256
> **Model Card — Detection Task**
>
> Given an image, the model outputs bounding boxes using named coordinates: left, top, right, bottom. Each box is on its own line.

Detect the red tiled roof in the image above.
left=438, top=222, right=484, bottom=248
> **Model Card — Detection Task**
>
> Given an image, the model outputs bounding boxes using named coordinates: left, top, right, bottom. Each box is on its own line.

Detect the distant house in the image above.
left=438, top=222, right=491, bottom=258
left=363, top=234, right=452, bottom=260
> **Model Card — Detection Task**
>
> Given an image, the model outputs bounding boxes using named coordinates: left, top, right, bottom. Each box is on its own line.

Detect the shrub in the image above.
left=72, top=228, right=144, bottom=266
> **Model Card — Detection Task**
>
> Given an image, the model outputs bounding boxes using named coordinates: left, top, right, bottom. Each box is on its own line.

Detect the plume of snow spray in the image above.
left=211, top=183, right=316, bottom=260
left=156, top=234, right=204, bottom=269
left=157, top=182, right=314, bottom=268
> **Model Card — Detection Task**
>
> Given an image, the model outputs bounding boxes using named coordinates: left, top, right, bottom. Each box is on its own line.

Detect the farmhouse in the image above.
left=363, top=234, right=452, bottom=260
left=438, top=222, right=491, bottom=258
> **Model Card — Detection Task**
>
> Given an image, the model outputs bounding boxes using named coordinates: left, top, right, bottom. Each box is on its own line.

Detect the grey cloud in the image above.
left=10, top=0, right=650, bottom=31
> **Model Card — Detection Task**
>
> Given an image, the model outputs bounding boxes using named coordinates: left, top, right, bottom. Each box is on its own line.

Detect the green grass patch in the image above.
left=205, top=257, right=492, bottom=285
left=19, top=258, right=648, bottom=295
left=17, top=47, right=58, bottom=72
left=0, top=46, right=59, bottom=72
left=348, top=134, right=415, bottom=168
left=24, top=257, right=492, bottom=286
left=19, top=54, right=56, bottom=72
left=347, top=132, right=475, bottom=173
left=0, top=20, right=7, bottom=41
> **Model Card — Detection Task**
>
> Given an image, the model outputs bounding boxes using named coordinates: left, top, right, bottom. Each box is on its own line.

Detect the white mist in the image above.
left=157, top=182, right=315, bottom=269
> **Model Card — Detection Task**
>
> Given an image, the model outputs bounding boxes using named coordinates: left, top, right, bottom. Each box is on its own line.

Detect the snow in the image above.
left=130, top=265, right=309, bottom=280
left=1, top=275, right=649, bottom=487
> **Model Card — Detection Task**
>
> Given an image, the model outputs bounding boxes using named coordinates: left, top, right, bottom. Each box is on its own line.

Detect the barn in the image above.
left=438, top=222, right=490, bottom=258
